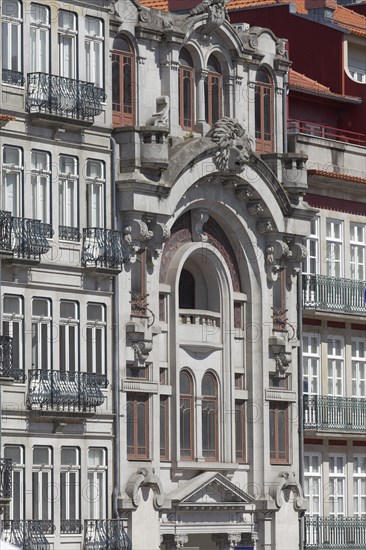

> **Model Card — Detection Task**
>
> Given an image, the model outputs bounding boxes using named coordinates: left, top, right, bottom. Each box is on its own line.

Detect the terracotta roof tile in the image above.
left=308, top=170, right=366, bottom=185
left=289, top=69, right=332, bottom=94
left=333, top=5, right=366, bottom=38
left=139, top=0, right=168, bottom=8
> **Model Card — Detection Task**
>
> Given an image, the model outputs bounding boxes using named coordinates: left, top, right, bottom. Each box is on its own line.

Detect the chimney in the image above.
left=305, top=0, right=337, bottom=20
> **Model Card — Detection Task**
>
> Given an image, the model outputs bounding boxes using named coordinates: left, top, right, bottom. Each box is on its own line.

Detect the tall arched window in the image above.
left=180, top=370, right=194, bottom=460
left=112, top=36, right=135, bottom=127
left=255, top=68, right=274, bottom=153
left=179, top=49, right=194, bottom=131
left=202, top=372, right=218, bottom=461
left=179, top=269, right=195, bottom=309
left=205, top=55, right=222, bottom=126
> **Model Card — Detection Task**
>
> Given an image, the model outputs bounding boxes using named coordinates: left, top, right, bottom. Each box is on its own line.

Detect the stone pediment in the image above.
left=168, top=472, right=255, bottom=508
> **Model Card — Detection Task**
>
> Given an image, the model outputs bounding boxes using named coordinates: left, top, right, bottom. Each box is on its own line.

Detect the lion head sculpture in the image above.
left=207, top=117, right=253, bottom=173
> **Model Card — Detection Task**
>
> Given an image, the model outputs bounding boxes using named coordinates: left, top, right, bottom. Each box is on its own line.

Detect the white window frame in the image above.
left=304, top=453, right=322, bottom=517
left=329, top=454, right=346, bottom=516
left=326, top=219, right=343, bottom=278
left=59, top=301, right=79, bottom=372
left=32, top=446, right=53, bottom=521
left=30, top=3, right=50, bottom=73
left=353, top=455, right=366, bottom=517
left=58, top=10, right=77, bottom=79
left=304, top=217, right=319, bottom=276
left=2, top=146, right=23, bottom=216
left=32, top=298, right=52, bottom=371
left=349, top=67, right=366, bottom=84
left=59, top=155, right=78, bottom=231
left=4, top=445, right=24, bottom=521
left=85, top=16, right=104, bottom=88
left=2, top=0, right=22, bottom=74
left=60, top=447, right=80, bottom=526
left=87, top=448, right=107, bottom=520
left=86, top=303, right=106, bottom=376
left=350, top=223, right=366, bottom=281
left=86, top=160, right=105, bottom=228
left=3, top=295, right=24, bottom=375
left=303, top=333, right=320, bottom=395
left=352, top=338, right=366, bottom=398
left=327, top=336, right=344, bottom=397
left=31, top=150, right=51, bottom=225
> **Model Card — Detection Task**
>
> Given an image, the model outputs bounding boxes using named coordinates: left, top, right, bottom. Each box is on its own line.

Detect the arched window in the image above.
left=202, top=372, right=218, bottom=461
left=255, top=68, right=274, bottom=153
left=179, top=49, right=194, bottom=131
left=205, top=55, right=222, bottom=126
left=112, top=36, right=135, bottom=127
left=180, top=371, right=194, bottom=460
left=179, top=269, right=195, bottom=309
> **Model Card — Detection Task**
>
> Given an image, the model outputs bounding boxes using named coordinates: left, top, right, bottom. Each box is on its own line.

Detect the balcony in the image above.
left=179, top=309, right=222, bottom=348
left=2, top=520, right=55, bottom=550
left=304, top=395, right=366, bottom=432
left=2, top=69, right=25, bottom=86
left=288, top=119, right=366, bottom=147
left=0, top=211, right=52, bottom=261
left=0, top=335, right=26, bottom=383
left=84, top=519, right=132, bottom=550
left=82, top=228, right=130, bottom=271
left=61, top=519, right=83, bottom=535
left=302, top=274, right=366, bottom=315
left=0, top=458, right=13, bottom=509
left=27, top=370, right=108, bottom=414
left=26, top=72, right=106, bottom=124
left=305, top=516, right=366, bottom=549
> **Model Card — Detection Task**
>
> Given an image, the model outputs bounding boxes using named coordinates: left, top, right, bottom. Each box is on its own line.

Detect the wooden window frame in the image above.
left=112, top=39, right=135, bottom=128
left=202, top=372, right=218, bottom=462
left=180, top=371, right=194, bottom=461
left=160, top=396, right=169, bottom=461
left=235, top=400, right=246, bottom=463
left=127, top=393, right=149, bottom=460
left=269, top=402, right=289, bottom=464
left=179, top=65, right=194, bottom=131
left=205, top=71, right=222, bottom=126
left=255, top=70, right=274, bottom=154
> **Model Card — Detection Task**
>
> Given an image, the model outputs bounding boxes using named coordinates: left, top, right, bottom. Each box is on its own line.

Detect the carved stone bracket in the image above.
left=123, top=216, right=170, bottom=264
left=286, top=241, right=307, bottom=286
left=270, top=471, right=307, bottom=513
left=133, top=340, right=153, bottom=365
left=175, top=534, right=189, bottom=548
left=265, top=240, right=291, bottom=282
left=274, top=351, right=292, bottom=378
left=191, top=209, right=209, bottom=242
left=257, top=219, right=275, bottom=235
left=235, top=184, right=254, bottom=200
left=247, top=201, right=264, bottom=216
left=124, top=467, right=169, bottom=511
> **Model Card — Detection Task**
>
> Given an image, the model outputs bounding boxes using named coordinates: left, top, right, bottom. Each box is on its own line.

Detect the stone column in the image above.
left=195, top=69, right=210, bottom=135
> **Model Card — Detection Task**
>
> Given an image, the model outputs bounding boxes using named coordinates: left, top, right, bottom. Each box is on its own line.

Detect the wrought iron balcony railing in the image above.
left=59, top=225, right=81, bottom=242
left=61, top=519, right=83, bottom=534
left=0, top=335, right=26, bottom=382
left=302, top=274, right=366, bottom=315
left=82, top=228, right=130, bottom=270
left=0, top=458, right=13, bottom=500
left=26, top=72, right=106, bottom=122
left=2, top=520, right=55, bottom=550
left=2, top=69, right=25, bottom=86
left=84, top=519, right=132, bottom=550
left=0, top=211, right=52, bottom=261
left=27, top=369, right=108, bottom=413
left=304, top=395, right=366, bottom=432
left=305, top=516, right=366, bottom=549
left=0, top=210, right=12, bottom=252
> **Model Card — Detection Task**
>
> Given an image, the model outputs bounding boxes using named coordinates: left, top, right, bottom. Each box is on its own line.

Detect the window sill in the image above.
left=175, top=461, right=239, bottom=472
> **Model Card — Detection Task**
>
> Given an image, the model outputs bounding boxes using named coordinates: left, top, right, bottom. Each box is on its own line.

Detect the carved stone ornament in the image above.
left=270, top=471, right=307, bottom=513
left=175, top=534, right=189, bottom=548
left=207, top=117, right=253, bottom=173
left=191, top=209, right=209, bottom=242
left=235, top=184, right=253, bottom=200
left=265, top=240, right=291, bottom=282
left=190, top=0, right=230, bottom=32
left=247, top=201, right=264, bottom=216
left=125, top=467, right=166, bottom=510
left=274, top=351, right=292, bottom=378
left=146, top=95, right=170, bottom=127
left=133, top=340, right=153, bottom=364
left=286, top=241, right=308, bottom=286
left=257, top=219, right=274, bottom=234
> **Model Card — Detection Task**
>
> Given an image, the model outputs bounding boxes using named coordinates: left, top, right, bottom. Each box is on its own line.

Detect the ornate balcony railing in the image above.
left=26, top=73, right=106, bottom=122
left=59, top=225, right=81, bottom=242
left=0, top=335, right=26, bottom=383
left=0, top=458, right=13, bottom=500
left=0, top=210, right=12, bottom=252
left=2, top=520, right=55, bottom=550
left=302, top=274, right=366, bottom=315
left=305, top=516, right=366, bottom=549
left=2, top=69, right=25, bottom=86
left=304, top=395, right=366, bottom=432
left=82, top=228, right=130, bottom=270
left=61, top=519, right=83, bottom=534
left=84, top=519, right=132, bottom=550
left=10, top=216, right=52, bottom=260
left=27, top=370, right=108, bottom=413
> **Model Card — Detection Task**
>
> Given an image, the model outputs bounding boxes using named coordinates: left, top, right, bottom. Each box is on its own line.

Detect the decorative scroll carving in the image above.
left=207, top=117, right=253, bottom=172
left=274, top=351, right=292, bottom=378
left=270, top=471, right=306, bottom=513
left=191, top=209, right=209, bottom=242
left=175, top=534, right=189, bottom=548
left=146, top=95, right=170, bottom=127
left=125, top=468, right=166, bottom=510
left=133, top=340, right=153, bottom=365
left=265, top=240, right=291, bottom=282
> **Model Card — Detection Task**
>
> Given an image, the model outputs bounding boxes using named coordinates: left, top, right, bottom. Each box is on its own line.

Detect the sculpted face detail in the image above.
left=207, top=117, right=253, bottom=172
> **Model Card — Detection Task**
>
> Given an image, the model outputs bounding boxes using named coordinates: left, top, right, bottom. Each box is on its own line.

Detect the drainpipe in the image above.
left=283, top=62, right=289, bottom=154
left=297, top=270, right=304, bottom=550
left=111, top=136, right=120, bottom=519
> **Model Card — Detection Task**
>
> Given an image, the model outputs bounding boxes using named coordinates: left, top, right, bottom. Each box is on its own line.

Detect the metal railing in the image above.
left=2, top=520, right=55, bottom=550
left=27, top=370, right=108, bottom=412
left=84, top=519, right=132, bottom=550
left=305, top=516, right=366, bottom=549
left=59, top=225, right=81, bottom=242
left=2, top=69, right=25, bottom=86
left=0, top=458, right=13, bottom=500
left=26, top=72, right=106, bottom=122
left=288, top=119, right=366, bottom=146
left=0, top=210, right=12, bottom=251
left=302, top=274, right=366, bottom=315
left=304, top=395, right=366, bottom=432
left=61, top=519, right=83, bottom=534
left=0, top=335, right=25, bottom=383
left=82, top=228, right=130, bottom=270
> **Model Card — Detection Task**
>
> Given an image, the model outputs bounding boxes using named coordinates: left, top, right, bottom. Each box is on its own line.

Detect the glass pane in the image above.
left=61, top=448, right=77, bottom=465
left=123, top=58, right=132, bottom=112
left=87, top=304, right=103, bottom=321
left=60, top=301, right=76, bottom=319
left=33, top=447, right=49, bottom=465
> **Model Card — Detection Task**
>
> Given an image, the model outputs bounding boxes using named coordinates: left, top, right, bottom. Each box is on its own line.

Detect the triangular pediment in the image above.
left=168, top=472, right=255, bottom=507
